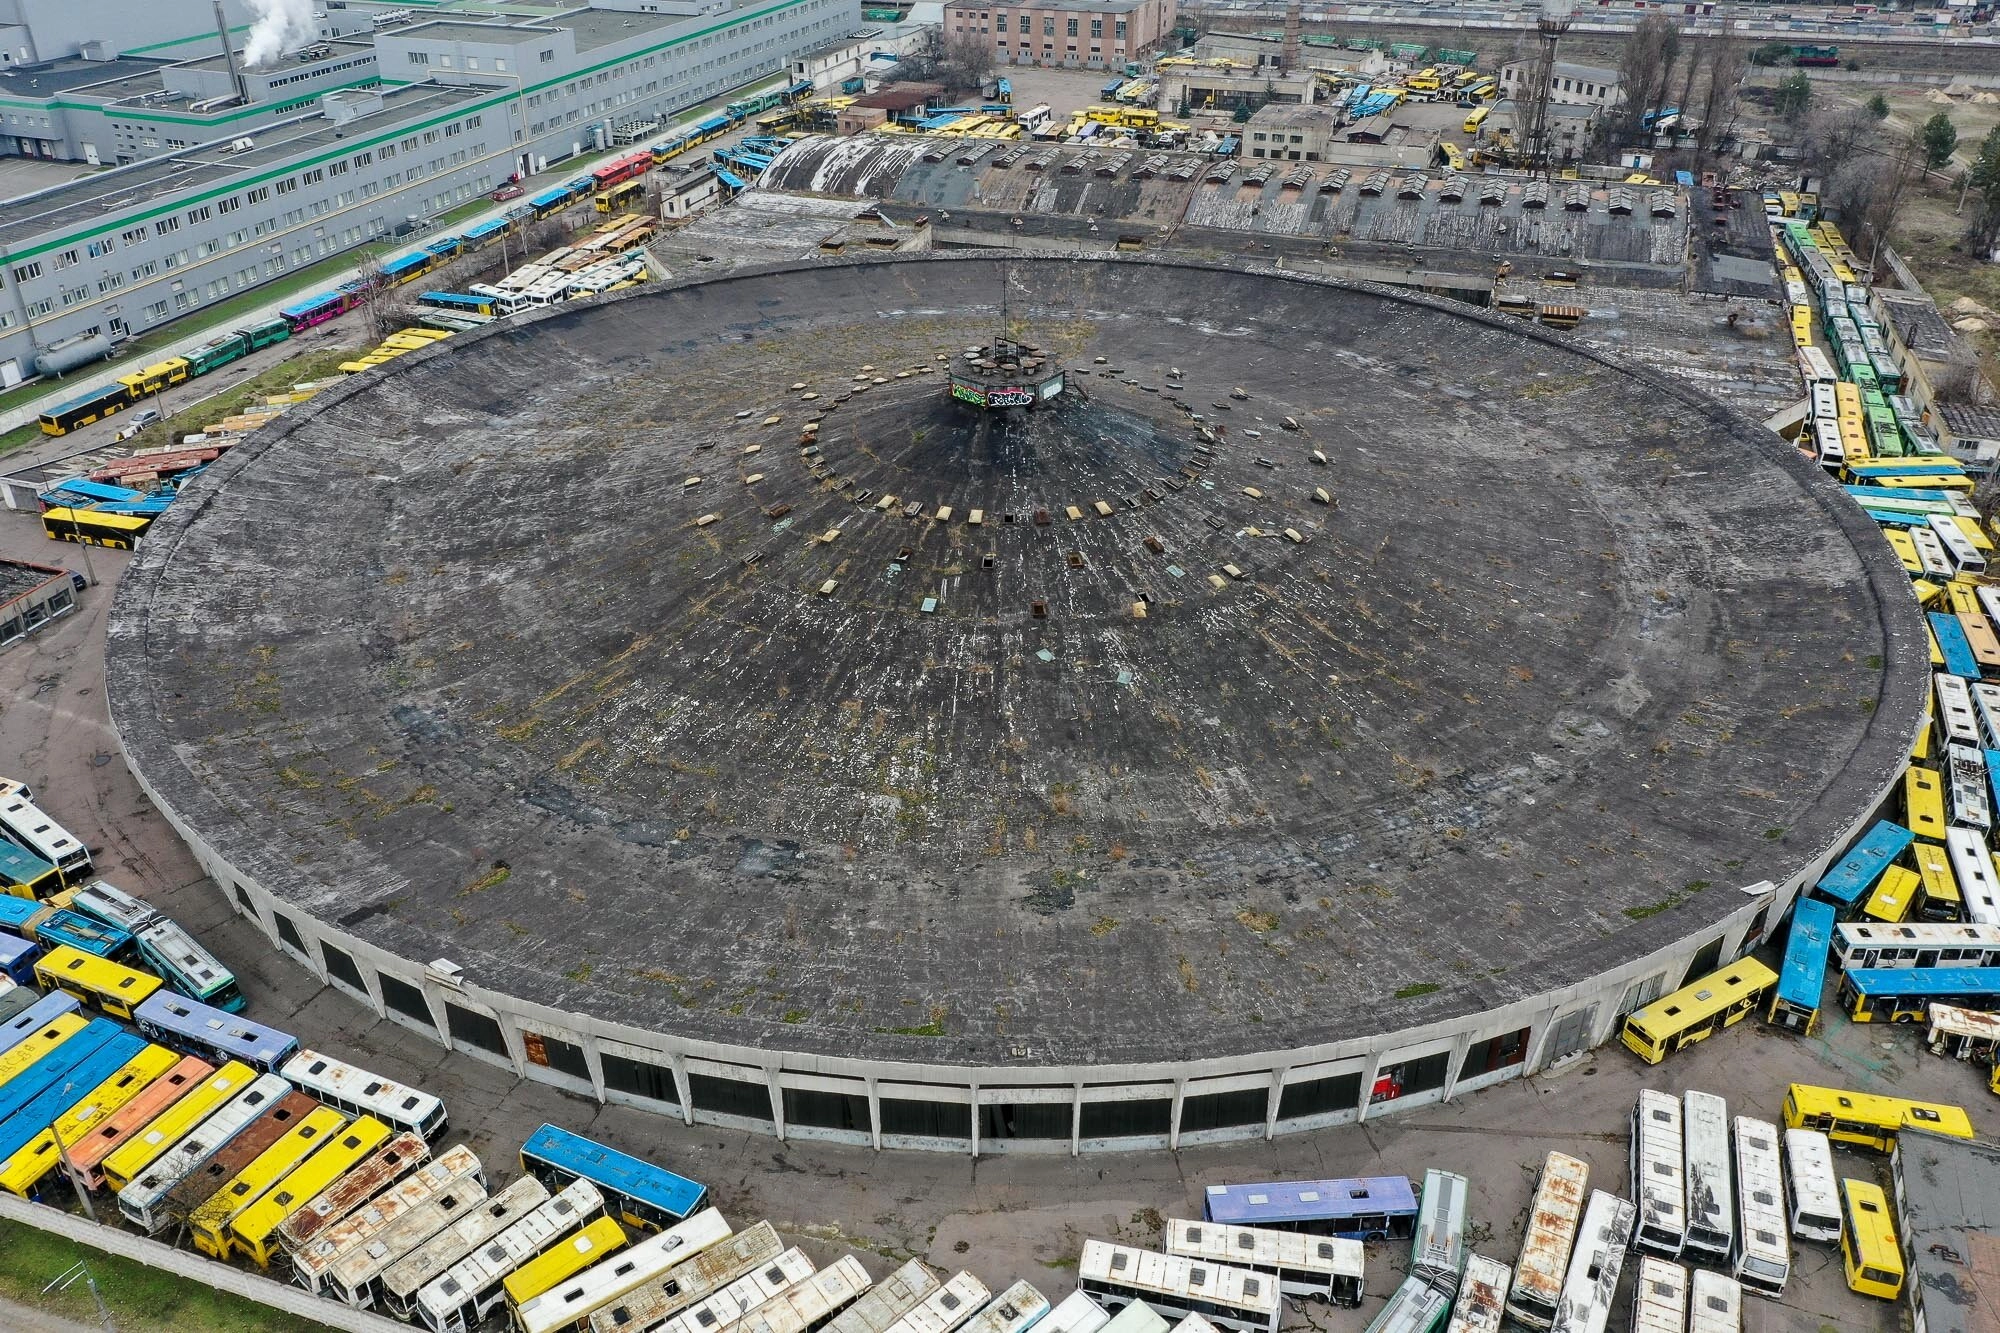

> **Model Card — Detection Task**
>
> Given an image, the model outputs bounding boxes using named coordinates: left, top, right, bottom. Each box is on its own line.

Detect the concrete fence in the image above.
left=1746, top=66, right=2000, bottom=90
left=0, top=1191, right=408, bottom=1333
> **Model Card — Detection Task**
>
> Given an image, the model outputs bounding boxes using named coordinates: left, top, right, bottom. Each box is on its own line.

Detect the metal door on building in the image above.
left=1538, top=1006, right=1595, bottom=1069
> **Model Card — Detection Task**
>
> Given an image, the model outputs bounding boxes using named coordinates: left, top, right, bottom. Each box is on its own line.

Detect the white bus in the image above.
left=585, top=1221, right=785, bottom=1333
left=1798, top=345, right=1837, bottom=388
left=515, top=1208, right=733, bottom=1333
left=1504, top=1152, right=1589, bottom=1331
left=652, top=1249, right=819, bottom=1333
left=823, top=1261, right=943, bottom=1333
left=1411, top=1169, right=1470, bottom=1296
left=1812, top=419, right=1844, bottom=467
left=382, top=1177, right=551, bottom=1319
left=1912, top=525, right=1957, bottom=580
left=1630, top=1090, right=1686, bottom=1258
left=1836, top=921, right=2000, bottom=971
left=878, top=1271, right=991, bottom=1333
left=1548, top=1192, right=1635, bottom=1333
left=1627, top=1256, right=1687, bottom=1333
left=1948, top=744, right=1993, bottom=833
left=1946, top=827, right=2000, bottom=927
left=1925, top=1002, right=2000, bottom=1063
left=1936, top=673, right=1982, bottom=748
left=1688, top=1271, right=1743, bottom=1333
left=69, top=880, right=158, bottom=932
left=330, top=1166, right=492, bottom=1308
left=953, top=1281, right=1049, bottom=1333
left=1973, top=680, right=2000, bottom=751
left=1077, top=1241, right=1280, bottom=1333
left=1781, top=1129, right=1841, bottom=1244
left=1931, top=514, right=1988, bottom=575
left=416, top=1179, right=606, bottom=1333
left=279, top=1050, right=447, bottom=1140
left=294, top=1145, right=486, bottom=1295
left=1444, top=1254, right=1510, bottom=1333
left=1729, top=1116, right=1790, bottom=1298
left=723, top=1256, right=875, bottom=1333
left=1094, top=1305, right=1167, bottom=1333
left=1037, top=1293, right=1109, bottom=1333
left=1681, top=1090, right=1732, bottom=1265
left=115, top=1071, right=291, bottom=1233
left=1164, top=1218, right=1363, bottom=1307
left=1808, top=382, right=1839, bottom=423
left=0, top=793, right=90, bottom=882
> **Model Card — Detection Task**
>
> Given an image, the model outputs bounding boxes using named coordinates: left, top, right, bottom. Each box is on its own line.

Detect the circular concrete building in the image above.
left=110, top=256, right=1921, bottom=1152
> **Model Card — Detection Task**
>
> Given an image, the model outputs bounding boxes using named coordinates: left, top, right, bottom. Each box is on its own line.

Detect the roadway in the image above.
left=1188, top=0, right=1999, bottom=44
left=0, top=75, right=793, bottom=440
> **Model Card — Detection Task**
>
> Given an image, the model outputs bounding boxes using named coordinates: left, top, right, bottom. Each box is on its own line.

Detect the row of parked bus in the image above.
left=1753, top=206, right=2000, bottom=1102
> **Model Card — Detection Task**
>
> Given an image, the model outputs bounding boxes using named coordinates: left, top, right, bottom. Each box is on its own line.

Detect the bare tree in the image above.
left=1692, top=36, right=1744, bottom=161
left=1616, top=14, right=1681, bottom=143
left=942, top=28, right=995, bottom=95
left=1801, top=103, right=1880, bottom=175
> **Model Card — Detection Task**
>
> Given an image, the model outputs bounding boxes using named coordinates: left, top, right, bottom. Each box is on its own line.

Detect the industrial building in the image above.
left=0, top=0, right=861, bottom=385
left=0, top=557, right=79, bottom=650
left=110, top=254, right=1916, bottom=1154
left=1891, top=1128, right=2000, bottom=1333
left=951, top=0, right=1176, bottom=69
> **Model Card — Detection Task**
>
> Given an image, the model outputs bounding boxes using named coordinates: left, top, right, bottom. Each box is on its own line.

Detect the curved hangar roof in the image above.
left=110, top=257, right=1916, bottom=1069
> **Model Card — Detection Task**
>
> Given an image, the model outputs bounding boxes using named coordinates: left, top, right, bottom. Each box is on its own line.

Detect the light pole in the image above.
left=46, top=1260, right=115, bottom=1332
left=53, top=1080, right=98, bottom=1224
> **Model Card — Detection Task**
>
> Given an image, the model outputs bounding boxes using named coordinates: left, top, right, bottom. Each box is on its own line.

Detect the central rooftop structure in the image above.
left=109, top=256, right=1918, bottom=1152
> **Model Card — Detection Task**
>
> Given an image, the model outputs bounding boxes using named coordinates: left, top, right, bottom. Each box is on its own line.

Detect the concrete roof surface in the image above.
left=107, top=256, right=1918, bottom=1068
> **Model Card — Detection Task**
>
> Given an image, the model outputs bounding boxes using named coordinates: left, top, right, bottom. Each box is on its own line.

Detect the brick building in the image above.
left=948, top=0, right=1176, bottom=70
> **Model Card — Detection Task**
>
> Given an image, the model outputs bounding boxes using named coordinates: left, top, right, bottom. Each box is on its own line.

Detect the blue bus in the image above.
left=1809, top=820, right=1914, bottom=910
left=1931, top=613, right=1982, bottom=680
left=519, top=1122, right=706, bottom=1232
left=460, top=217, right=512, bottom=250
left=528, top=186, right=573, bottom=218
left=0, top=991, right=79, bottom=1058
left=0, top=897, right=132, bottom=962
left=423, top=236, right=463, bottom=261
left=0, top=840, right=61, bottom=901
left=380, top=251, right=435, bottom=286
left=1203, top=1177, right=1421, bottom=1241
left=1768, top=897, right=1836, bottom=1035
left=1841, top=966, right=2000, bottom=1022
left=132, top=993, right=296, bottom=1073
left=0, top=1017, right=123, bottom=1125
left=0, top=937, right=36, bottom=986
left=0, top=1031, right=146, bottom=1164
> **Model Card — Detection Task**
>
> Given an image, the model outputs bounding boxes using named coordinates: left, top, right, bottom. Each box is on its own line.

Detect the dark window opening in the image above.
left=689, top=1071, right=773, bottom=1124
left=603, top=1052, right=678, bottom=1106
left=1180, top=1087, right=1267, bottom=1133
left=378, top=972, right=433, bottom=1028
left=879, top=1098, right=970, bottom=1140
left=445, top=1002, right=507, bottom=1055
left=321, top=942, right=366, bottom=993
left=783, top=1087, right=870, bottom=1133
left=1277, top=1072, right=1361, bottom=1121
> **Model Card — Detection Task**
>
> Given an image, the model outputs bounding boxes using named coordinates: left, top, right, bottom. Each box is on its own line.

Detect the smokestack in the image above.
left=214, top=1, right=249, bottom=105
left=1281, top=2, right=1300, bottom=75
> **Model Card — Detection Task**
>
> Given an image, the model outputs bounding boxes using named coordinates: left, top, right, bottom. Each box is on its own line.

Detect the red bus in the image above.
left=592, top=151, right=653, bottom=191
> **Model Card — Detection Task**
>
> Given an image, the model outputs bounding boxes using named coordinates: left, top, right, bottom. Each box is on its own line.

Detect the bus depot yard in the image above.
left=0, top=356, right=1978, bottom=1325
left=0, top=33, right=1994, bottom=1333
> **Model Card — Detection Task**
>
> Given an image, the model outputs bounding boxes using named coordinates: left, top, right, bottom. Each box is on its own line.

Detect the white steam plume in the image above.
left=242, top=0, right=317, bottom=68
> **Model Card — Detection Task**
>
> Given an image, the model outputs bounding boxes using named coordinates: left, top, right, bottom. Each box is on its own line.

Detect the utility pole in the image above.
left=54, top=1083, right=97, bottom=1223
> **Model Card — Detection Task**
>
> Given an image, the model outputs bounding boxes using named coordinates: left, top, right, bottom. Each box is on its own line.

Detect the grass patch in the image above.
left=0, top=1217, right=339, bottom=1333
left=1393, top=982, right=1441, bottom=999
left=875, top=1004, right=948, bottom=1037
left=462, top=863, right=511, bottom=895
left=111, top=347, right=360, bottom=455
